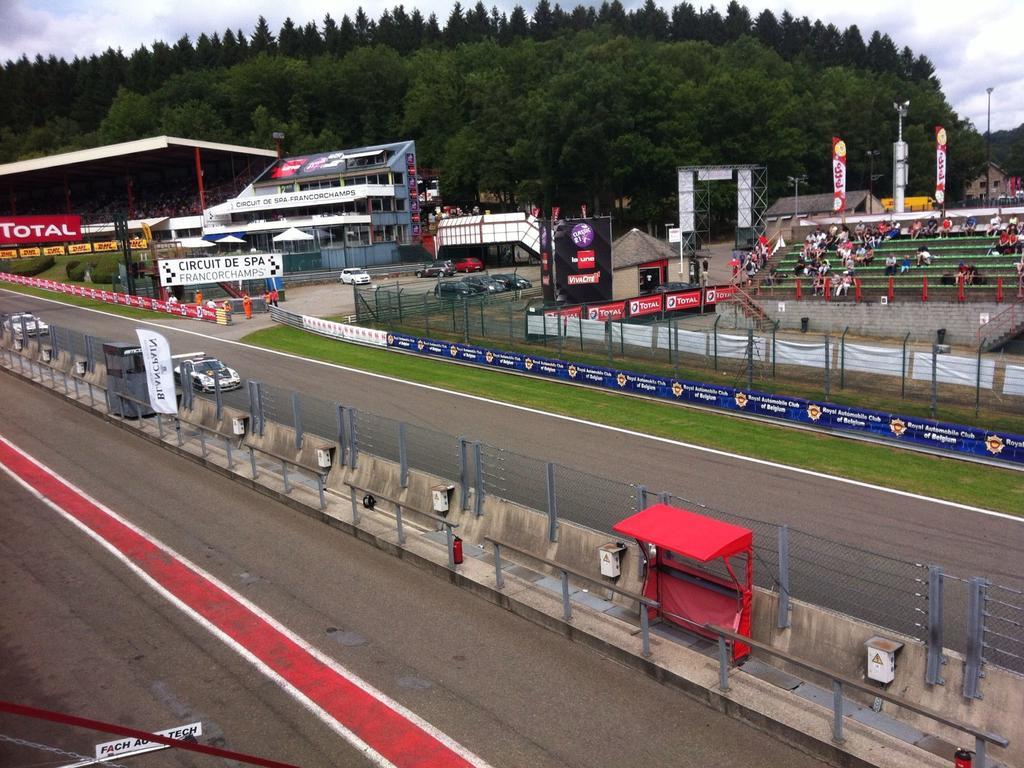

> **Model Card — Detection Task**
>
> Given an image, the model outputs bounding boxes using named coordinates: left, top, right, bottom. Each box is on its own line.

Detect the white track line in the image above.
left=3, top=288, right=1019, bottom=523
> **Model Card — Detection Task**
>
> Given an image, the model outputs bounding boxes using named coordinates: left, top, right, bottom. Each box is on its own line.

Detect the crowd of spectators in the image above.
left=792, top=223, right=881, bottom=297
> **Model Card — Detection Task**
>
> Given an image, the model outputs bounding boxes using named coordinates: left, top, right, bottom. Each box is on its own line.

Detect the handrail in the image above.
left=704, top=624, right=1008, bottom=766
left=977, top=298, right=1023, bottom=346
left=484, top=535, right=658, bottom=657
left=343, top=481, right=460, bottom=568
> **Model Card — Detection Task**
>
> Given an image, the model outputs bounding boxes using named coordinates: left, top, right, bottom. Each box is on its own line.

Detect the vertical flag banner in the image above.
left=832, top=137, right=847, bottom=212
left=135, top=329, right=177, bottom=414
left=935, top=126, right=947, bottom=206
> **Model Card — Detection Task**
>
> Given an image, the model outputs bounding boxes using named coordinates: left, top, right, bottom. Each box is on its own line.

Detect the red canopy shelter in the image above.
left=613, top=503, right=753, bottom=662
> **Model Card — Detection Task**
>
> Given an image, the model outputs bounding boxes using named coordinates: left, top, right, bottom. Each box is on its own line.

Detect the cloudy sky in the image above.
left=2, top=0, right=1020, bottom=131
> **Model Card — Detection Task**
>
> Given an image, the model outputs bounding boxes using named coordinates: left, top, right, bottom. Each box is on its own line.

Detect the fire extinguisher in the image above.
left=954, top=747, right=973, bottom=768
left=452, top=536, right=464, bottom=565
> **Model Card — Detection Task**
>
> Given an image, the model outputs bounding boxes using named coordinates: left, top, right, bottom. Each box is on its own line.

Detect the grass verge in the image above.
left=242, top=324, right=1024, bottom=516
left=0, top=282, right=183, bottom=321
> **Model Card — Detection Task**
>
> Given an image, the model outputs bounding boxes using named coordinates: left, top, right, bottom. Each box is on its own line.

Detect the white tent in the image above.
left=272, top=227, right=314, bottom=242
left=178, top=237, right=214, bottom=249
left=217, top=234, right=247, bottom=244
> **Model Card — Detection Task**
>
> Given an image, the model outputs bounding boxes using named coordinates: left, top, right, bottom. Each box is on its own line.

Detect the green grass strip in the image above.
left=242, top=325, right=1024, bottom=517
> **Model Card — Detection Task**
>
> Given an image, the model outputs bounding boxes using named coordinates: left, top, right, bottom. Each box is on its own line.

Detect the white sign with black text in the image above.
left=95, top=722, right=202, bottom=760
left=159, top=253, right=282, bottom=287
left=135, top=329, right=177, bottom=414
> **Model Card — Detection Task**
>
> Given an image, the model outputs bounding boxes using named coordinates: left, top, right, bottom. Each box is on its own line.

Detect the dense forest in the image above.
left=2, top=0, right=1015, bottom=223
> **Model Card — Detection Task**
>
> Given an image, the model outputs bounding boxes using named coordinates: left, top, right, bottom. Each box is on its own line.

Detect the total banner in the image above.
left=386, top=331, right=1024, bottom=465
left=935, top=126, right=947, bottom=205
left=832, top=137, right=847, bottom=212
left=0, top=272, right=221, bottom=323
left=0, top=214, right=81, bottom=245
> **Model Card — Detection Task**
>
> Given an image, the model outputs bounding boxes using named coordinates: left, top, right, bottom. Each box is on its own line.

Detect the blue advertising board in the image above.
left=386, top=332, right=1024, bottom=466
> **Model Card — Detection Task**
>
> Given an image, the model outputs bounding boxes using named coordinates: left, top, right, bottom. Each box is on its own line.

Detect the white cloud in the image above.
left=1, top=0, right=1021, bottom=130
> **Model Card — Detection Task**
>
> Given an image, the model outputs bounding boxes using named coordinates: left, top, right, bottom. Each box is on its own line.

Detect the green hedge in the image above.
left=6, top=255, right=55, bottom=276
left=65, top=259, right=82, bottom=279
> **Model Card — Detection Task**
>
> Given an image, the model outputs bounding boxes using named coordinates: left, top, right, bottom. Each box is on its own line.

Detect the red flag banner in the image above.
left=832, top=137, right=847, bottom=213
left=935, top=126, right=947, bottom=205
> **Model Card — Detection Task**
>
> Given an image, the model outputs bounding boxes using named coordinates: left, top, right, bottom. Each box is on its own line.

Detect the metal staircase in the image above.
left=978, top=299, right=1024, bottom=351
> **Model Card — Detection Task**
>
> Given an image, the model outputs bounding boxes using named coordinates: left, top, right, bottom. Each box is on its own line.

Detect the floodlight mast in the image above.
left=893, top=101, right=910, bottom=214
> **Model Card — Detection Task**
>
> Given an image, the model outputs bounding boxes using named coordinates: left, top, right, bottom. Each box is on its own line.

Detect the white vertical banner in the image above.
left=677, top=171, right=695, bottom=233
left=135, top=329, right=178, bottom=414
left=737, top=169, right=753, bottom=228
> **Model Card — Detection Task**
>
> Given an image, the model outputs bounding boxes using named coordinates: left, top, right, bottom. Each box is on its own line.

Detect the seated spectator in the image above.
left=923, top=216, right=939, bottom=236
left=964, top=216, right=978, bottom=235
left=916, top=246, right=933, bottom=266
left=966, top=264, right=980, bottom=285
left=909, top=220, right=923, bottom=239
left=812, top=271, right=825, bottom=296
left=854, top=244, right=874, bottom=265
left=834, top=271, right=853, bottom=297
left=854, top=222, right=867, bottom=242
left=899, top=256, right=912, bottom=274
left=987, top=214, right=1002, bottom=236
left=957, top=261, right=970, bottom=284
left=885, top=222, right=901, bottom=239
left=939, top=217, right=953, bottom=238
left=884, top=253, right=898, bottom=275
left=995, top=231, right=1013, bottom=255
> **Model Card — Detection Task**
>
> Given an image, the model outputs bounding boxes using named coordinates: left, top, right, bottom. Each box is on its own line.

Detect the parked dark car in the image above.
left=435, top=280, right=476, bottom=298
left=490, top=273, right=532, bottom=290
left=461, top=275, right=506, bottom=293
left=453, top=256, right=485, bottom=273
left=415, top=260, right=455, bottom=278
left=651, top=281, right=700, bottom=294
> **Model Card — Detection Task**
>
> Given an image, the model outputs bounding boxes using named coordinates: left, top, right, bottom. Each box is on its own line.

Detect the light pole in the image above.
left=786, top=174, right=807, bottom=220
left=986, top=86, right=994, bottom=206
left=272, top=130, right=285, bottom=159
left=865, top=150, right=880, bottom=214
left=893, top=100, right=910, bottom=213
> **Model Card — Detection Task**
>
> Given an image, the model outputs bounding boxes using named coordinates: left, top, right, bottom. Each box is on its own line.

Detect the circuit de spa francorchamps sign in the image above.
left=158, top=254, right=282, bottom=286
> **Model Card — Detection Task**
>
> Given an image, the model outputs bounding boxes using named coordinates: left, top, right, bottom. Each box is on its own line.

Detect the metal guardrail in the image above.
left=484, top=535, right=658, bottom=657
left=343, top=482, right=460, bottom=568
left=705, top=624, right=1009, bottom=766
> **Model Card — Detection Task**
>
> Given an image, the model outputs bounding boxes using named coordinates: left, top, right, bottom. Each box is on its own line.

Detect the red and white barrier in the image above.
left=0, top=272, right=220, bottom=323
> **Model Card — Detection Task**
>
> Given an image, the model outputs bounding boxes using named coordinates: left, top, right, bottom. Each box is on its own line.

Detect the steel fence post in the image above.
left=336, top=405, right=347, bottom=467
left=976, top=736, right=988, bottom=768
left=930, top=344, right=938, bottom=419
left=717, top=636, right=730, bottom=691
left=317, top=474, right=326, bottom=510
left=281, top=459, right=290, bottom=493
left=350, top=491, right=360, bottom=524
left=445, top=523, right=455, bottom=569
left=606, top=320, right=613, bottom=366
left=840, top=326, right=849, bottom=389
left=343, top=408, right=358, bottom=469
left=398, top=422, right=408, bottom=488
left=963, top=576, right=987, bottom=700
left=635, top=484, right=648, bottom=512
left=395, top=503, right=406, bottom=545
left=673, top=317, right=679, bottom=380
left=975, top=339, right=985, bottom=417
left=214, top=369, right=223, bottom=420
left=463, top=300, right=469, bottom=344
left=85, top=335, right=95, bottom=372
left=901, top=331, right=910, bottom=398
left=424, top=294, right=430, bottom=336
left=546, top=462, right=558, bottom=542
left=247, top=381, right=259, bottom=435
left=772, top=321, right=778, bottom=378
left=225, top=436, right=234, bottom=470
left=777, top=525, right=791, bottom=629
left=458, top=437, right=469, bottom=511
left=578, top=314, right=584, bottom=352
left=292, top=391, right=303, bottom=449
left=832, top=680, right=845, bottom=743
left=480, top=299, right=485, bottom=339
left=640, top=604, right=651, bottom=657
left=493, top=542, right=504, bottom=589
left=824, top=334, right=831, bottom=399
left=473, top=441, right=483, bottom=516
left=746, top=328, right=753, bottom=390
left=658, top=491, right=670, bottom=505
left=560, top=571, right=572, bottom=621
left=925, top=565, right=946, bottom=685
left=198, top=427, right=207, bottom=458
left=508, top=302, right=513, bottom=345
left=176, top=417, right=183, bottom=447
left=713, top=315, right=720, bottom=370
left=619, top=319, right=624, bottom=355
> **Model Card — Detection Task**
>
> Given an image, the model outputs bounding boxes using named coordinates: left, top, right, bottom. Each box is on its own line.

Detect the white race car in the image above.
left=174, top=356, right=242, bottom=392
left=8, top=312, right=49, bottom=338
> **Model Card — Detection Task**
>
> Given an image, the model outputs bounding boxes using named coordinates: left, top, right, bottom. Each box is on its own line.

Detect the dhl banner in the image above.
left=44, top=245, right=66, bottom=256
left=0, top=271, right=223, bottom=324
left=832, top=137, right=847, bottom=213
left=0, top=248, right=17, bottom=259
left=68, top=242, right=93, bottom=254
left=19, top=247, right=41, bottom=257
left=92, top=240, right=118, bottom=252
left=130, top=238, right=148, bottom=250
left=935, top=126, right=947, bottom=206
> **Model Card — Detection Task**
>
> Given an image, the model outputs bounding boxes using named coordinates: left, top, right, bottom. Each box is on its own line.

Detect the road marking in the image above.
left=3, top=289, right=1019, bottom=523
left=0, top=435, right=492, bottom=768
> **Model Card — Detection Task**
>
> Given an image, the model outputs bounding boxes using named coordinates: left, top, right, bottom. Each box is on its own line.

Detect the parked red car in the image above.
left=453, top=257, right=484, bottom=273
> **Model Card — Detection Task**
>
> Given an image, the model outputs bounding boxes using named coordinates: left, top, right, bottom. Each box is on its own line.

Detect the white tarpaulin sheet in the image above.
left=621, top=324, right=653, bottom=348
left=716, top=333, right=765, bottom=360
left=561, top=317, right=607, bottom=342
left=656, top=327, right=708, bottom=356
left=843, top=343, right=903, bottom=377
left=1002, top=364, right=1024, bottom=396
left=912, top=352, right=995, bottom=389
left=775, top=339, right=828, bottom=368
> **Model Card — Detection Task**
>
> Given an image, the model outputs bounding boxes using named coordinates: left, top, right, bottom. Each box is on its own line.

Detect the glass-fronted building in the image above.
left=203, top=139, right=421, bottom=268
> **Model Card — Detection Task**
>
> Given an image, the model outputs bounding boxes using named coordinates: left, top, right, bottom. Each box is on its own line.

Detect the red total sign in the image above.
left=0, top=215, right=81, bottom=245
left=628, top=295, right=663, bottom=317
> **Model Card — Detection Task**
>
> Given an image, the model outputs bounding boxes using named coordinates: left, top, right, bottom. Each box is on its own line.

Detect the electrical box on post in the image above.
left=865, top=636, right=903, bottom=685
left=432, top=484, right=455, bottom=514
left=599, top=542, right=627, bottom=578
left=232, top=417, right=248, bottom=436
left=316, top=447, right=334, bottom=468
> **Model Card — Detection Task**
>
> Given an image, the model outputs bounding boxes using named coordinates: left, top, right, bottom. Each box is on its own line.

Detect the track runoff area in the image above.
left=0, top=436, right=492, bottom=768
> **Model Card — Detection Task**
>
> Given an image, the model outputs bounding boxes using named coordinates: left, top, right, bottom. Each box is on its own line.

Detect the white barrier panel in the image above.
left=843, top=343, right=904, bottom=377
left=301, top=315, right=387, bottom=347
left=655, top=327, right=708, bottom=356
left=775, top=339, right=828, bottom=368
left=561, top=317, right=607, bottom=342
left=716, top=333, right=765, bottom=360
left=911, top=352, right=995, bottom=389
left=1003, top=364, right=1024, bottom=396
left=621, top=324, right=653, bottom=348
